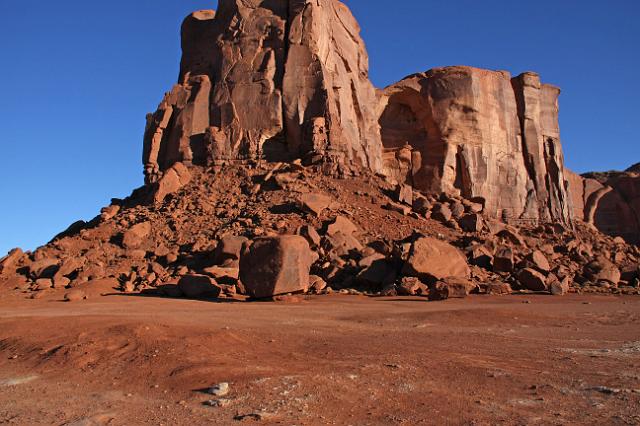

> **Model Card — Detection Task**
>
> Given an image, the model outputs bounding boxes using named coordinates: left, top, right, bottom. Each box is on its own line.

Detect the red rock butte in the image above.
left=142, top=0, right=638, bottom=241
left=1, top=0, right=638, bottom=305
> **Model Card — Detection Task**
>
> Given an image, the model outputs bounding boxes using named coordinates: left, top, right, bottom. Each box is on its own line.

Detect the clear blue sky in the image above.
left=1, top=0, right=638, bottom=255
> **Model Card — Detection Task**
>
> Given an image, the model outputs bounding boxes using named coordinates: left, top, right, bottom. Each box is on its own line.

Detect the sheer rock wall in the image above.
left=378, top=66, right=573, bottom=225
left=143, top=0, right=383, bottom=185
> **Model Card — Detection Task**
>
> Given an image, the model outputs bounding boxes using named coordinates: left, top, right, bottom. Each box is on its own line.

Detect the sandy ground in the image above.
left=0, top=292, right=639, bottom=425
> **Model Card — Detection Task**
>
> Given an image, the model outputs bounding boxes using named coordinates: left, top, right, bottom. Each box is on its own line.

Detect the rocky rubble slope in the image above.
left=1, top=162, right=639, bottom=301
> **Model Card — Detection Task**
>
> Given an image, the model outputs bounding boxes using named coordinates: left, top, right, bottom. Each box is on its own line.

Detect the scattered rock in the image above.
left=35, top=279, right=53, bottom=291
left=549, top=277, right=570, bottom=296
left=215, top=236, right=249, bottom=266
left=178, top=275, right=221, bottom=298
left=396, top=184, right=413, bottom=206
left=485, top=282, right=512, bottom=295
left=526, top=250, right=551, bottom=273
left=29, top=258, right=59, bottom=279
left=207, top=382, right=229, bottom=397
left=153, top=162, right=192, bottom=203
left=122, top=222, right=152, bottom=249
left=239, top=236, right=313, bottom=299
left=64, top=290, right=86, bottom=302
left=517, top=268, right=547, bottom=291
left=327, top=216, right=359, bottom=237
left=493, top=246, right=515, bottom=273
left=431, top=203, right=452, bottom=223
left=402, top=236, right=470, bottom=280
left=298, top=193, right=332, bottom=217
left=459, top=214, right=484, bottom=233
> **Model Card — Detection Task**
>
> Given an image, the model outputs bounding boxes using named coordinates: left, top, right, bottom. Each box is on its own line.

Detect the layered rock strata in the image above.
left=378, top=66, right=572, bottom=225
left=143, top=0, right=383, bottom=185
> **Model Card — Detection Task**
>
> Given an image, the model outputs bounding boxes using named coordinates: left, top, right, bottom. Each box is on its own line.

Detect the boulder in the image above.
left=526, top=250, right=551, bottom=274
left=239, top=236, right=313, bottom=299
left=202, top=266, right=239, bottom=283
left=402, top=236, right=470, bottom=280
left=29, top=258, right=59, bottom=279
left=458, top=214, right=484, bottom=233
left=429, top=278, right=475, bottom=300
left=584, top=258, right=621, bottom=286
left=517, top=268, right=547, bottom=291
left=493, top=246, right=515, bottom=273
left=298, top=193, right=332, bottom=217
left=327, top=216, right=359, bottom=237
left=396, top=184, right=413, bottom=206
left=35, top=278, right=53, bottom=291
left=412, top=196, right=431, bottom=215
left=298, top=225, right=321, bottom=248
left=549, top=277, right=570, bottom=296
left=178, top=275, right=222, bottom=298
left=431, top=204, right=452, bottom=223
left=153, top=162, right=192, bottom=203
left=357, top=259, right=396, bottom=288
left=215, top=236, right=249, bottom=266
left=497, top=228, right=525, bottom=246
left=308, top=275, right=327, bottom=294
left=485, top=282, right=512, bottom=295
left=0, top=248, right=24, bottom=276
left=324, top=232, right=363, bottom=257
left=64, top=290, right=86, bottom=302
left=397, top=277, right=429, bottom=296
left=470, top=246, right=493, bottom=270
left=122, top=222, right=152, bottom=249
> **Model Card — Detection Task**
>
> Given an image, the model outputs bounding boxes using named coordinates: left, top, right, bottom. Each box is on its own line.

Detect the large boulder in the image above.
left=0, top=248, right=24, bottom=277
left=122, top=222, right=152, bottom=249
left=402, top=236, right=470, bottom=281
left=239, top=236, right=313, bottom=299
left=153, top=162, right=192, bottom=203
left=517, top=268, right=548, bottom=291
left=584, top=258, right=621, bottom=286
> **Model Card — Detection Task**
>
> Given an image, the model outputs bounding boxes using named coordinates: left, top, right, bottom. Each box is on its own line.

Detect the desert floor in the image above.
left=0, top=293, right=639, bottom=425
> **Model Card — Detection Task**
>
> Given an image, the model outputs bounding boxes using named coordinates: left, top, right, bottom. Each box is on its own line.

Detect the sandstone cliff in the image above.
left=144, top=1, right=586, bottom=231
left=143, top=0, right=383, bottom=185
left=378, top=66, right=572, bottom=225
left=567, top=168, right=640, bottom=244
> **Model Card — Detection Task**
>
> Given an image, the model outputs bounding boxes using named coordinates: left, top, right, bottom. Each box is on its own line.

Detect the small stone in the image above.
left=208, top=382, right=230, bottom=397
left=204, top=398, right=232, bottom=407
left=64, top=290, right=86, bottom=302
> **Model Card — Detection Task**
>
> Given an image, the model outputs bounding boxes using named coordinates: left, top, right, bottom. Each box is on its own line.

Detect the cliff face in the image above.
left=567, top=169, right=640, bottom=244
left=143, top=0, right=383, bottom=185
left=378, top=66, right=573, bottom=225
left=143, top=1, right=578, bottom=227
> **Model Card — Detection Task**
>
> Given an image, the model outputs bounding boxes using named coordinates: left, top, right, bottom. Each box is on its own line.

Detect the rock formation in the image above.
left=378, top=66, right=572, bottom=225
left=567, top=167, right=640, bottom=244
left=143, top=0, right=383, bottom=185
left=2, top=0, right=639, bottom=305
left=142, top=1, right=578, bottom=230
